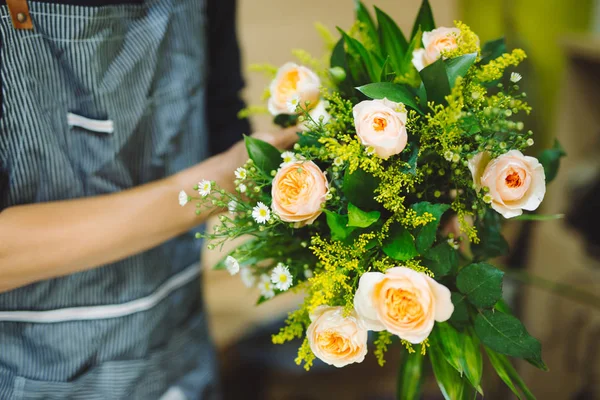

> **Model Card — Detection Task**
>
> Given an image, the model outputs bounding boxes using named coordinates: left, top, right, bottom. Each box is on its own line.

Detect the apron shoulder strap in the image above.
left=6, top=0, right=33, bottom=30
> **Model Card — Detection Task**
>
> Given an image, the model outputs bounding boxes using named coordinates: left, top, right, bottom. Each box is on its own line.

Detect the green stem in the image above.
left=499, top=267, right=600, bottom=311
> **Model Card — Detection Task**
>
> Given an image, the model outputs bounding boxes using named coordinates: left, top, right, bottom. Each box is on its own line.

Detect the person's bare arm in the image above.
left=0, top=130, right=296, bottom=293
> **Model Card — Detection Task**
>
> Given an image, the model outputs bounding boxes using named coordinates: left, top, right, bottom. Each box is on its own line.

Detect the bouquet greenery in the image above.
left=181, top=1, right=565, bottom=398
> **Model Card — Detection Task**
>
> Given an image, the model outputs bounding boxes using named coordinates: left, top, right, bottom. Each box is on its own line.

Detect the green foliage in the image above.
left=486, top=348, right=536, bottom=400
left=382, top=223, right=418, bottom=261
left=538, top=139, right=566, bottom=183
left=411, top=0, right=435, bottom=39
left=419, top=58, right=450, bottom=105
left=475, top=310, right=547, bottom=370
left=325, top=211, right=355, bottom=241
left=347, top=203, right=380, bottom=228
left=337, top=28, right=379, bottom=83
left=456, top=263, right=504, bottom=309
left=424, top=242, right=458, bottom=277
left=429, top=339, right=470, bottom=400
left=357, top=82, right=423, bottom=114
left=374, top=6, right=408, bottom=72
left=445, top=53, right=477, bottom=88
left=342, top=167, right=380, bottom=210
left=273, top=113, right=299, bottom=128
left=354, top=1, right=378, bottom=52
left=480, top=37, right=507, bottom=65
left=472, top=209, right=509, bottom=260
left=411, top=202, right=450, bottom=252
left=244, top=135, right=280, bottom=177
left=448, top=292, right=470, bottom=329
left=397, top=350, right=423, bottom=400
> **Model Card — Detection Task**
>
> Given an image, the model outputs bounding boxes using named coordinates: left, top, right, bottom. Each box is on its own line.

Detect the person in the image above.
left=0, top=0, right=296, bottom=398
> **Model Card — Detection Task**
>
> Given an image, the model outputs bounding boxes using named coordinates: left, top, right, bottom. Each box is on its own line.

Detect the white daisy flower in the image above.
left=235, top=167, right=247, bottom=180
left=271, top=263, right=293, bottom=291
left=241, top=268, right=256, bottom=288
left=178, top=190, right=189, bottom=207
left=259, top=274, right=275, bottom=299
left=224, top=256, right=240, bottom=276
left=228, top=200, right=238, bottom=214
left=252, top=202, right=270, bottom=224
left=238, top=183, right=247, bottom=193
left=333, top=157, right=343, bottom=167
left=510, top=72, right=522, bottom=83
left=280, top=151, right=296, bottom=165
left=286, top=94, right=301, bottom=113
left=198, top=180, right=212, bottom=197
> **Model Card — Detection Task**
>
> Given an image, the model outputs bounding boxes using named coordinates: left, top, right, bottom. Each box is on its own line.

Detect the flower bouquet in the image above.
left=182, top=1, right=565, bottom=398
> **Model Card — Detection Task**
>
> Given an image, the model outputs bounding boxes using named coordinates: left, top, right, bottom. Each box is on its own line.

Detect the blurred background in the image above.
left=203, top=0, right=600, bottom=399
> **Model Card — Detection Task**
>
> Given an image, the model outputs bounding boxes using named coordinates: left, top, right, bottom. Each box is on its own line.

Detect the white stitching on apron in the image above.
left=0, top=263, right=200, bottom=323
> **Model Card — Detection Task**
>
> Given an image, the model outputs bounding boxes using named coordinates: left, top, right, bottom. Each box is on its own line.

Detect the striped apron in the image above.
left=0, top=0, right=217, bottom=399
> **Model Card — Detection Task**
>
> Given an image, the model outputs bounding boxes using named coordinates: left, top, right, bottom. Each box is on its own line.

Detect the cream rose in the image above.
left=300, top=99, right=331, bottom=132
left=271, top=160, right=328, bottom=226
left=412, top=27, right=461, bottom=71
left=307, top=306, right=368, bottom=368
left=353, top=98, right=408, bottom=159
left=354, top=267, right=453, bottom=343
left=268, top=62, right=321, bottom=116
left=469, top=150, right=546, bottom=219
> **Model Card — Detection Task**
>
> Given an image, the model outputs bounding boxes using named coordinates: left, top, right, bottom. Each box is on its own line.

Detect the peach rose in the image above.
left=412, top=27, right=461, bottom=71
left=354, top=267, right=453, bottom=343
left=353, top=98, right=408, bottom=159
left=268, top=63, right=321, bottom=116
left=307, top=306, right=368, bottom=368
left=271, top=161, right=328, bottom=226
left=469, top=150, right=546, bottom=218
left=300, top=99, right=331, bottom=132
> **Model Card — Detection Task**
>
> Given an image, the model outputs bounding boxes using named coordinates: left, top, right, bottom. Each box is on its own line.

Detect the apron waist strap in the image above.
left=0, top=263, right=200, bottom=323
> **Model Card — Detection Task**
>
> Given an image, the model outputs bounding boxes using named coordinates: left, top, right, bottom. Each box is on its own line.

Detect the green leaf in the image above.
left=472, top=209, right=509, bottom=260
left=382, top=223, right=418, bottom=261
left=402, top=143, right=420, bottom=175
left=401, top=27, right=422, bottom=74
left=475, top=310, right=547, bottom=370
left=429, top=339, right=469, bottom=400
left=430, top=323, right=484, bottom=395
left=244, top=135, right=281, bottom=177
left=411, top=202, right=450, bottom=252
left=514, top=213, right=564, bottom=221
left=419, top=58, right=450, bottom=105
left=448, top=292, right=470, bottom=329
left=411, top=0, right=435, bottom=39
left=379, top=55, right=395, bottom=82
left=330, top=38, right=355, bottom=95
left=480, top=37, right=506, bottom=65
left=356, top=82, right=424, bottom=114
left=445, top=53, right=477, bottom=88
left=397, top=350, right=423, bottom=400
left=325, top=211, right=356, bottom=241
left=273, top=113, right=299, bottom=128
left=430, top=323, right=464, bottom=374
left=424, top=242, right=458, bottom=277
left=461, top=329, right=484, bottom=395
left=374, top=6, right=408, bottom=72
left=342, top=167, right=380, bottom=210
left=538, top=139, right=566, bottom=183
left=337, top=28, right=378, bottom=82
left=347, top=203, right=380, bottom=228
left=354, top=1, right=379, bottom=53
left=485, top=348, right=536, bottom=400
left=456, top=262, right=504, bottom=309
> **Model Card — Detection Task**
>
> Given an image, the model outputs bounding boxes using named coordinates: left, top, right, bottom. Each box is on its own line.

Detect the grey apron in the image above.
left=0, top=0, right=217, bottom=398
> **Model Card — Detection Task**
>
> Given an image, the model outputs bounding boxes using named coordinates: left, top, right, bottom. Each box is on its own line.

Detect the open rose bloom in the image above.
left=354, top=267, right=453, bottom=343
left=268, top=62, right=321, bottom=116
left=469, top=150, right=546, bottom=218
left=412, top=27, right=461, bottom=71
left=271, top=161, right=328, bottom=226
left=353, top=99, right=408, bottom=159
left=307, top=306, right=368, bottom=368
